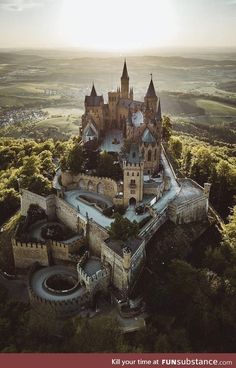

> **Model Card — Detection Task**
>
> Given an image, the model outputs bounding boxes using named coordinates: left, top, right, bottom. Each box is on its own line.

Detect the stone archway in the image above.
left=129, top=197, right=136, bottom=206
left=78, top=179, right=85, bottom=190
left=87, top=180, right=94, bottom=192
left=97, top=182, right=104, bottom=194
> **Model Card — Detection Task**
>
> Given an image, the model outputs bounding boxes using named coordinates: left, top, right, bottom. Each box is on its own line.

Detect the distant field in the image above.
left=36, top=116, right=80, bottom=135
left=195, top=99, right=236, bottom=116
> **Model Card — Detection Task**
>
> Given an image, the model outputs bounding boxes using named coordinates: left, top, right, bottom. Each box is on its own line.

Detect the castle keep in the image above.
left=12, top=61, right=211, bottom=317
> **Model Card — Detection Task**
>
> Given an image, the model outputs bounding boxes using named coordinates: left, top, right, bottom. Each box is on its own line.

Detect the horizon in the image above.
left=0, top=0, right=236, bottom=50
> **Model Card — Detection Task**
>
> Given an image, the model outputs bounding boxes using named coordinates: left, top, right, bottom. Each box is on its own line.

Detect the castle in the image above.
left=12, top=61, right=211, bottom=318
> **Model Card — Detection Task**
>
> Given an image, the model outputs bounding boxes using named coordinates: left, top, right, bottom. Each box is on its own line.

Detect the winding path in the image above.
left=30, top=265, right=86, bottom=302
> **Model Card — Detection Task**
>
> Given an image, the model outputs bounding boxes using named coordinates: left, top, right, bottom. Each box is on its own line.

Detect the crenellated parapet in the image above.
left=60, top=171, right=118, bottom=200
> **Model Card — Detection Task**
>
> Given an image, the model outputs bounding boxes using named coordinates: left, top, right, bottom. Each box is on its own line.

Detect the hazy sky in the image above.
left=0, top=0, right=235, bottom=50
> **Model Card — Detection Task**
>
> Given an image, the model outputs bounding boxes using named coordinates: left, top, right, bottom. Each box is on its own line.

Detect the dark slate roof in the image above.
left=105, top=237, right=144, bottom=257
left=145, top=78, right=157, bottom=98
left=85, top=95, right=104, bottom=107
left=142, top=128, right=156, bottom=144
left=127, top=143, right=142, bottom=164
left=156, top=98, right=162, bottom=120
left=85, top=127, right=97, bottom=137
left=121, top=60, right=129, bottom=79
left=90, top=84, right=97, bottom=97
left=118, top=98, right=143, bottom=109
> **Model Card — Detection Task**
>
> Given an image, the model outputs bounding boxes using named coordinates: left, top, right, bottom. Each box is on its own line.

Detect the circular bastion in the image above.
left=29, top=265, right=91, bottom=317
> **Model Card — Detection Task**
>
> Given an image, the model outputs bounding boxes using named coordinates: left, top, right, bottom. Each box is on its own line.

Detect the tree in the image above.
left=97, top=152, right=115, bottom=178
left=169, top=137, right=182, bottom=159
left=162, top=116, right=172, bottom=143
left=72, top=316, right=124, bottom=352
left=108, top=213, right=138, bottom=241
left=222, top=206, right=236, bottom=249
left=0, top=189, right=20, bottom=224
left=66, top=143, right=84, bottom=174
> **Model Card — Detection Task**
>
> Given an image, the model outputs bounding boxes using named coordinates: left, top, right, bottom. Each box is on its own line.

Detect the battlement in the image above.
left=12, top=238, right=47, bottom=250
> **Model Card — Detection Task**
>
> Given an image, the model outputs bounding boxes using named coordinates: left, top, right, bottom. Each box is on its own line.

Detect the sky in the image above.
left=0, top=0, right=235, bottom=50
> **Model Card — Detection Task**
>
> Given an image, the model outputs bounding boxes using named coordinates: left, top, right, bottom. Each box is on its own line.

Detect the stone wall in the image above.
left=12, top=238, right=49, bottom=268
left=101, top=243, right=124, bottom=290
left=168, top=179, right=208, bottom=225
left=77, top=258, right=110, bottom=294
left=168, top=196, right=208, bottom=224
left=21, top=189, right=56, bottom=220
left=55, top=197, right=80, bottom=233
left=61, top=172, right=118, bottom=200
left=87, top=220, right=109, bottom=256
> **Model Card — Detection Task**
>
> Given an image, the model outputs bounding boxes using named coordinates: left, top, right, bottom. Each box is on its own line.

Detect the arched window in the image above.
left=148, top=150, right=152, bottom=161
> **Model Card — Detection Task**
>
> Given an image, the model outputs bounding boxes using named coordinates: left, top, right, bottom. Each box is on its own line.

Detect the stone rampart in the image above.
left=61, top=171, right=118, bottom=200
left=12, top=238, right=49, bottom=268
left=21, top=189, right=56, bottom=220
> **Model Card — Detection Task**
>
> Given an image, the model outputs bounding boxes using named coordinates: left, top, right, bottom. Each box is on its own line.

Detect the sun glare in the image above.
left=58, top=0, right=178, bottom=51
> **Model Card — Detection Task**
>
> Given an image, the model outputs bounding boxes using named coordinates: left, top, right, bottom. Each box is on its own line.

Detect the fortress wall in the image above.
left=77, top=264, right=110, bottom=293
left=55, top=197, right=79, bottom=232
left=61, top=172, right=118, bottom=200
left=50, top=241, right=69, bottom=261
left=12, top=238, right=49, bottom=268
left=87, top=220, right=109, bottom=257
left=168, top=196, right=208, bottom=224
left=101, top=243, right=124, bottom=290
left=28, top=284, right=91, bottom=317
left=21, top=189, right=56, bottom=220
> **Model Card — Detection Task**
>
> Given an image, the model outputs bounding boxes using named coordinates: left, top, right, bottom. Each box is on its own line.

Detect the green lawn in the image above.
left=36, top=116, right=80, bottom=135
left=195, top=99, right=236, bottom=116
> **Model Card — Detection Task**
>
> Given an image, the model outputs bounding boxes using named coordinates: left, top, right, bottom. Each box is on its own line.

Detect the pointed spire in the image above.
left=121, top=59, right=129, bottom=79
left=90, top=83, right=97, bottom=97
left=145, top=74, right=157, bottom=98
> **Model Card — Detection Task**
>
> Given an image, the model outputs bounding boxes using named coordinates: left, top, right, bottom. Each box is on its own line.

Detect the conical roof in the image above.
left=145, top=76, right=157, bottom=98
left=121, top=60, right=129, bottom=79
left=90, top=84, right=97, bottom=97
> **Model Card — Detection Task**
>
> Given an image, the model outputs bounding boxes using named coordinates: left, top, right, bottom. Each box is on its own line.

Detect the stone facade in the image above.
left=12, top=238, right=49, bottom=268
left=21, top=189, right=55, bottom=221
left=168, top=179, right=209, bottom=224
left=61, top=172, right=118, bottom=200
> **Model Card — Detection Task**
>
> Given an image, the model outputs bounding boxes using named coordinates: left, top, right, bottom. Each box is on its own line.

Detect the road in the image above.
left=30, top=265, right=86, bottom=302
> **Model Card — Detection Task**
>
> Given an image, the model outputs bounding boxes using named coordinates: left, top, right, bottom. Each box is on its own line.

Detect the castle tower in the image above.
left=144, top=74, right=158, bottom=112
left=123, top=144, right=144, bottom=206
left=121, top=60, right=129, bottom=99
left=140, top=128, right=160, bottom=174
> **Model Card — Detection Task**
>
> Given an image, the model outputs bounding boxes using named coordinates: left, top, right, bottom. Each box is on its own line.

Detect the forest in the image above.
left=0, top=114, right=235, bottom=352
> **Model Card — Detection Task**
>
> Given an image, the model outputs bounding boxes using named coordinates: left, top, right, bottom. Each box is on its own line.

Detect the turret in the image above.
left=129, top=87, right=133, bottom=100
left=144, top=74, right=158, bottom=112
left=121, top=59, right=129, bottom=99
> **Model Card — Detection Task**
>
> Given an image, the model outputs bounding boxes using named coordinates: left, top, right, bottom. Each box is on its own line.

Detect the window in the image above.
left=154, top=148, right=157, bottom=160
left=137, top=172, right=139, bottom=176
left=127, top=172, right=129, bottom=176
left=130, top=190, right=135, bottom=194
left=148, top=150, right=152, bottom=161
left=132, top=172, right=134, bottom=176
left=130, top=179, right=136, bottom=185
